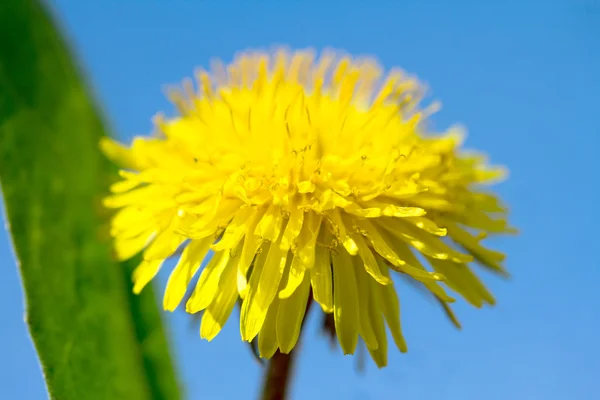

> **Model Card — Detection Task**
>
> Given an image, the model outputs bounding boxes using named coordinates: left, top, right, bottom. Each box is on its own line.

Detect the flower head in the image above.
left=102, top=48, right=515, bottom=367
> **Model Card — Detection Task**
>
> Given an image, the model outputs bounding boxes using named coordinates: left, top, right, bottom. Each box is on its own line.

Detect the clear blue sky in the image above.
left=2, top=0, right=599, bottom=399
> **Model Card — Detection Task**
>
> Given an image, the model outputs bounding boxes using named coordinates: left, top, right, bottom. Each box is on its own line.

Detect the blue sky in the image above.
left=1, top=0, right=599, bottom=399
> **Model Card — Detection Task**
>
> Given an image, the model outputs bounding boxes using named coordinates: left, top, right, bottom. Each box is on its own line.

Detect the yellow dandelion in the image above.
left=101, top=48, right=515, bottom=367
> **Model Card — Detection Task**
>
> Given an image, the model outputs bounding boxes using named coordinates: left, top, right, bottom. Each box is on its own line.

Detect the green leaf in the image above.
left=0, top=1, right=182, bottom=399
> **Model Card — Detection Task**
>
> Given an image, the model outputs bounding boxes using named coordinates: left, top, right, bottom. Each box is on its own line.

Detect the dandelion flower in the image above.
left=101, top=48, right=515, bottom=367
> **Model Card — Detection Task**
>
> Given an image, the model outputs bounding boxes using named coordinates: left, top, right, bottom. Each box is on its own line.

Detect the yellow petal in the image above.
left=186, top=250, right=232, bottom=313
left=353, top=258, right=379, bottom=351
left=442, top=220, right=507, bottom=274
left=457, top=209, right=518, bottom=234
left=111, top=207, right=158, bottom=238
left=329, top=210, right=358, bottom=255
left=278, top=256, right=306, bottom=299
left=200, top=260, right=239, bottom=340
left=236, top=212, right=263, bottom=297
left=344, top=203, right=383, bottom=218
left=255, top=204, right=284, bottom=242
left=352, top=233, right=390, bottom=285
left=297, top=180, right=315, bottom=193
left=332, top=248, right=359, bottom=355
left=375, top=259, right=407, bottom=352
left=144, top=226, right=186, bottom=261
left=237, top=232, right=262, bottom=298
left=163, top=237, right=213, bottom=311
left=132, top=259, right=164, bottom=294
left=295, top=211, right=322, bottom=268
left=185, top=200, right=242, bottom=239
left=103, top=185, right=163, bottom=208
left=100, top=137, right=139, bottom=170
left=392, top=241, right=455, bottom=303
left=180, top=194, right=219, bottom=215
left=357, top=219, right=443, bottom=281
left=365, top=283, right=388, bottom=368
left=361, top=201, right=426, bottom=218
left=280, top=201, right=304, bottom=251
left=211, top=206, right=257, bottom=251
left=114, top=231, right=155, bottom=261
left=427, top=257, right=495, bottom=307
left=240, top=238, right=288, bottom=341
left=276, top=273, right=310, bottom=353
left=258, top=297, right=280, bottom=359
left=379, top=218, right=473, bottom=263
left=354, top=218, right=405, bottom=265
left=109, top=174, right=143, bottom=194
left=404, top=216, right=447, bottom=236
left=436, top=297, right=462, bottom=329
left=310, top=231, right=333, bottom=312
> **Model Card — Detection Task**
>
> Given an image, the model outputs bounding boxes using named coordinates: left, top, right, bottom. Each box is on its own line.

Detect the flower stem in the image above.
left=260, top=349, right=297, bottom=400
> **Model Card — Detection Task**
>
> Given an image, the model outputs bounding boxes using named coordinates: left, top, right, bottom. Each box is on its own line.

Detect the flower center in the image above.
left=159, top=53, right=430, bottom=222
